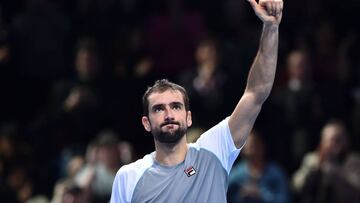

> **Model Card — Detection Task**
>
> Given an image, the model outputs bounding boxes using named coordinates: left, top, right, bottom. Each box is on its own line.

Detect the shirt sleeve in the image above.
left=194, top=117, right=242, bottom=174
left=110, top=154, right=154, bottom=203
left=110, top=168, right=131, bottom=203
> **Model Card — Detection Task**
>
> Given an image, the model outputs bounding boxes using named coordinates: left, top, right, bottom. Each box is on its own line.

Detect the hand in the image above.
left=248, top=0, right=283, bottom=26
left=64, top=87, right=97, bottom=111
left=64, top=88, right=83, bottom=111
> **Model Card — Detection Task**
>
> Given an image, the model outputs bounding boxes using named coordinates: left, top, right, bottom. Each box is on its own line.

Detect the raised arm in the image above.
left=229, top=0, right=283, bottom=148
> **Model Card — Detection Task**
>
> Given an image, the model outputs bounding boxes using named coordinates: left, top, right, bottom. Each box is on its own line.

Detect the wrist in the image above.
left=263, top=23, right=279, bottom=31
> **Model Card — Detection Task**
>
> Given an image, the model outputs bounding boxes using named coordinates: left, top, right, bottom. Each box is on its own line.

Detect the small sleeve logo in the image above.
left=184, top=166, right=196, bottom=177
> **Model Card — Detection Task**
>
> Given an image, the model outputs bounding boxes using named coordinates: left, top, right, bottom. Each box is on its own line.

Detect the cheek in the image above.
left=149, top=113, right=162, bottom=121
left=149, top=117, right=160, bottom=126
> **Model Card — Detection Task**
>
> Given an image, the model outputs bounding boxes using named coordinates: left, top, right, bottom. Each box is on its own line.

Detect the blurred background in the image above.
left=0, top=0, right=359, bottom=203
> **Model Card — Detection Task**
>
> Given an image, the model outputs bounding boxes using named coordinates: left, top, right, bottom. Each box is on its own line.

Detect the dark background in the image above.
left=0, top=0, right=359, bottom=201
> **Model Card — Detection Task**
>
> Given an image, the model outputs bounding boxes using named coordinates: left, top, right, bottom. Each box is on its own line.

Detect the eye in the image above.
left=153, top=106, right=164, bottom=113
left=172, top=104, right=182, bottom=110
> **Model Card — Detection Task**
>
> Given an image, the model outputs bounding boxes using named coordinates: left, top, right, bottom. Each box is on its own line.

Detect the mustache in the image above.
left=160, top=121, right=180, bottom=127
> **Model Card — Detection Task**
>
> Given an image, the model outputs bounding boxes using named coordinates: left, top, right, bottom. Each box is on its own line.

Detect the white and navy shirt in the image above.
left=110, top=118, right=242, bottom=203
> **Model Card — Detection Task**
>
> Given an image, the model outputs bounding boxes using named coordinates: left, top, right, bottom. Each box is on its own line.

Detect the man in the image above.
left=292, top=119, right=360, bottom=203
left=111, top=0, right=283, bottom=202
left=228, top=130, right=290, bottom=203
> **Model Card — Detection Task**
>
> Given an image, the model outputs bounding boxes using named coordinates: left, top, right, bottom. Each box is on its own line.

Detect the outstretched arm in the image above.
left=229, top=0, right=283, bottom=148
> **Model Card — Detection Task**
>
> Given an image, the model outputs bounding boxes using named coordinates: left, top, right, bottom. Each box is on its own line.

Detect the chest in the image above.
left=131, top=150, right=228, bottom=203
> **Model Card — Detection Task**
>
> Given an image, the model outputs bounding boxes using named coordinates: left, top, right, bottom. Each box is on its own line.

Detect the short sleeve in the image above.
left=110, top=154, right=154, bottom=203
left=194, top=117, right=242, bottom=174
left=110, top=167, right=131, bottom=203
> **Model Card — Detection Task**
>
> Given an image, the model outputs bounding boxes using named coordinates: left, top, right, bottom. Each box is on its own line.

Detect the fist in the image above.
left=258, top=0, right=283, bottom=17
left=248, top=0, right=283, bottom=25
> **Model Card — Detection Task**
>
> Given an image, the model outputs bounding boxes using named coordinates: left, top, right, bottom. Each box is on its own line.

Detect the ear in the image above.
left=142, top=116, right=151, bottom=132
left=186, top=111, right=192, bottom=127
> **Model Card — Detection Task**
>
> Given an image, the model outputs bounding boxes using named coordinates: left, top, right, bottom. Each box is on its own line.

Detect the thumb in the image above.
left=247, top=0, right=258, bottom=9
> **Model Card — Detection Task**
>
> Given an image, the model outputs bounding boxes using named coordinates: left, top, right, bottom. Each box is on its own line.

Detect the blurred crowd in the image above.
left=0, top=0, right=359, bottom=202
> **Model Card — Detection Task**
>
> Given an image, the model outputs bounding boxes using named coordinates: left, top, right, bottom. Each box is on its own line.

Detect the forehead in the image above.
left=147, top=90, right=184, bottom=106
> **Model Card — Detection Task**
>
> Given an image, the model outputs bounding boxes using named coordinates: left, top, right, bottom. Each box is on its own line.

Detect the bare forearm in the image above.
left=229, top=0, right=283, bottom=147
left=246, top=24, right=279, bottom=103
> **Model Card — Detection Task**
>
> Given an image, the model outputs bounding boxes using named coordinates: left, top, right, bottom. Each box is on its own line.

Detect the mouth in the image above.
left=161, top=122, right=180, bottom=128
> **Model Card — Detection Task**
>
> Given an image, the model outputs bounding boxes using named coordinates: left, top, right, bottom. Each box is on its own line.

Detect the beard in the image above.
left=151, top=121, right=187, bottom=143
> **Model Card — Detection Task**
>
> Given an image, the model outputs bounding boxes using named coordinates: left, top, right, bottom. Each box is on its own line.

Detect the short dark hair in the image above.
left=142, top=79, right=190, bottom=116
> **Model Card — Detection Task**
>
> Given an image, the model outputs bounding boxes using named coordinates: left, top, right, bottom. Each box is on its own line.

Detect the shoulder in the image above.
left=112, top=154, right=154, bottom=202
left=191, top=117, right=240, bottom=174
left=195, top=117, right=232, bottom=144
left=301, top=151, right=319, bottom=167
left=116, top=153, right=154, bottom=180
left=304, top=151, right=318, bottom=159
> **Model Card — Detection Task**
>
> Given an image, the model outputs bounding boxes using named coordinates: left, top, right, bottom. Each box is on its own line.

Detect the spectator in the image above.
left=51, top=152, right=85, bottom=203
left=118, top=141, right=136, bottom=166
left=37, top=37, right=108, bottom=151
left=179, top=36, right=229, bottom=128
left=309, top=21, right=352, bottom=122
left=75, top=130, right=121, bottom=203
left=228, top=130, right=290, bottom=203
left=272, top=49, right=319, bottom=169
left=292, top=119, right=360, bottom=203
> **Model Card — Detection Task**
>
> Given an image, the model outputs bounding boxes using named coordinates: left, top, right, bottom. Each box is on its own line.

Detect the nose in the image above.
left=164, top=106, right=175, bottom=121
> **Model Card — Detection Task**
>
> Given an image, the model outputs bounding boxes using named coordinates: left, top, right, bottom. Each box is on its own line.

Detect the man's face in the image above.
left=142, top=90, right=192, bottom=143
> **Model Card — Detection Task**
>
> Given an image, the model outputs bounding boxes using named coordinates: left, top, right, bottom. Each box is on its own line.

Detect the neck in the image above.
left=154, top=137, right=188, bottom=166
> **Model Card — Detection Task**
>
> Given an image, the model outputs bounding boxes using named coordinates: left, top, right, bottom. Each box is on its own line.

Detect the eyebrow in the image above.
left=170, top=102, right=184, bottom=107
left=151, top=102, right=184, bottom=110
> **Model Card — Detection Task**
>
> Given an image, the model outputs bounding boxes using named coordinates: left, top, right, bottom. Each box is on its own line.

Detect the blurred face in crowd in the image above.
left=195, top=40, right=218, bottom=65
left=98, top=144, right=120, bottom=170
left=287, top=51, right=308, bottom=80
left=320, top=123, right=348, bottom=160
left=75, top=49, right=100, bottom=80
left=118, top=141, right=134, bottom=165
left=142, top=90, right=192, bottom=144
left=0, top=136, right=15, bottom=158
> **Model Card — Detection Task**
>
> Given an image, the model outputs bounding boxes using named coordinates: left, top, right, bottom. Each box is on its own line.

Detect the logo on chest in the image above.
left=184, top=166, right=196, bottom=177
